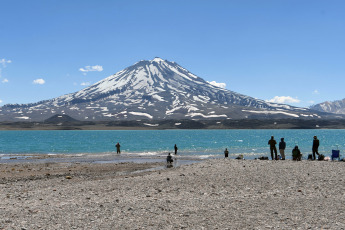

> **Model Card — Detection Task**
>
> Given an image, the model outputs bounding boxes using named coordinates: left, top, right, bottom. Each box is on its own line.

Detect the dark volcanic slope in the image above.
left=0, top=58, right=338, bottom=122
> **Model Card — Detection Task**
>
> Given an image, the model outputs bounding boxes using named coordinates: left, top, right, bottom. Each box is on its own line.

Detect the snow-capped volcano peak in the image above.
left=0, top=58, right=332, bottom=122
left=151, top=57, right=165, bottom=63
left=69, top=57, right=207, bottom=101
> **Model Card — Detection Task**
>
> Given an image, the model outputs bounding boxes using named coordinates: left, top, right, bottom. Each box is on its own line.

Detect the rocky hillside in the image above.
left=310, top=98, right=345, bottom=115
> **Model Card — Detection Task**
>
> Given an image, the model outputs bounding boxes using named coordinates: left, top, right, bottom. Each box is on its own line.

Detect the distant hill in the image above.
left=44, top=114, right=79, bottom=123
left=310, top=98, right=345, bottom=115
left=0, top=58, right=340, bottom=122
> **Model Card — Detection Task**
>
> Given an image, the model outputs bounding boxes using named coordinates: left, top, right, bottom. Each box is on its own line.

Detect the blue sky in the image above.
left=1, top=0, right=345, bottom=107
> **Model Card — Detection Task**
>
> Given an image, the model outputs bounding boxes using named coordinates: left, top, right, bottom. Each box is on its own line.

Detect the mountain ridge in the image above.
left=310, top=98, right=345, bottom=115
left=0, top=58, right=340, bottom=122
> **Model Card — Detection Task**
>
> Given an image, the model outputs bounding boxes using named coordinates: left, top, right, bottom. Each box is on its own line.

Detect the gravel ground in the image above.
left=1, top=159, right=345, bottom=229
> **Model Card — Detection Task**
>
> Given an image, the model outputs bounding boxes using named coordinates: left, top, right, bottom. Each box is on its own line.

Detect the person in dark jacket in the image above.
left=279, top=138, right=286, bottom=160
left=116, top=142, right=121, bottom=154
left=292, top=146, right=302, bottom=161
left=224, top=148, right=229, bottom=158
left=268, top=136, right=278, bottom=160
left=166, top=153, right=173, bottom=164
left=312, top=136, right=320, bottom=160
left=174, top=144, right=178, bottom=155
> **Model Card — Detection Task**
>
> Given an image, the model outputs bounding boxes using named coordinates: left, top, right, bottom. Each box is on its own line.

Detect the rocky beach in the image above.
left=1, top=158, right=345, bottom=229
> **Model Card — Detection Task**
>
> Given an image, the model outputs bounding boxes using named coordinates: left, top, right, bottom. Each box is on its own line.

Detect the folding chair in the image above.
left=331, top=149, right=341, bottom=161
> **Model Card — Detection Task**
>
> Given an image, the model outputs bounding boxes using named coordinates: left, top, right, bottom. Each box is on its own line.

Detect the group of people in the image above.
left=268, top=135, right=320, bottom=161
left=119, top=136, right=321, bottom=162
left=222, top=136, right=321, bottom=161
left=115, top=143, right=178, bottom=156
left=116, top=141, right=178, bottom=165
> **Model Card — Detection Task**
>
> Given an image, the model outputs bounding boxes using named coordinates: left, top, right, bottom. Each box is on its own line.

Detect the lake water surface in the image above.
left=0, top=130, right=344, bottom=159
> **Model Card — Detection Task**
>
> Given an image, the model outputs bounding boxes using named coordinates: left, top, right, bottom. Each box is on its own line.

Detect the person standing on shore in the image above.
left=174, top=144, right=178, bottom=155
left=116, top=142, right=121, bottom=154
left=224, top=148, right=229, bottom=158
left=279, top=138, right=286, bottom=160
left=268, top=136, right=278, bottom=160
left=312, top=136, right=320, bottom=160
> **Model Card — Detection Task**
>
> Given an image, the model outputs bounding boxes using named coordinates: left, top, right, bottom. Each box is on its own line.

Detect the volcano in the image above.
left=0, top=57, right=332, bottom=122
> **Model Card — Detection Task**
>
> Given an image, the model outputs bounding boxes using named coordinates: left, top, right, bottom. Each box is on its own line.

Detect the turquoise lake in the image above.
left=0, top=130, right=344, bottom=159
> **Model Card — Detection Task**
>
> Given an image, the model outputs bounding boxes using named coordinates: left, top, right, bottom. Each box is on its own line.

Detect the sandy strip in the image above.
left=1, top=159, right=345, bottom=229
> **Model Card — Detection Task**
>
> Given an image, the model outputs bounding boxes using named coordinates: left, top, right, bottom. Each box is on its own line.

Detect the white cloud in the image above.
left=2, top=78, right=9, bottom=83
left=207, top=81, right=226, bottom=88
left=309, top=100, right=315, bottom=104
left=81, top=82, right=91, bottom=86
left=0, top=58, right=12, bottom=78
left=79, top=65, right=103, bottom=73
left=0, top=99, right=2, bottom=104
left=267, top=96, right=301, bottom=104
left=0, top=58, right=12, bottom=67
left=33, top=78, right=45, bottom=85
left=313, top=90, right=319, bottom=95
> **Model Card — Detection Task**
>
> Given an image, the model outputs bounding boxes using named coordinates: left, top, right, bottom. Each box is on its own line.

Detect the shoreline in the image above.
left=2, top=118, right=345, bottom=130
left=0, top=150, right=340, bottom=164
left=0, top=152, right=205, bottom=164
left=0, top=153, right=203, bottom=183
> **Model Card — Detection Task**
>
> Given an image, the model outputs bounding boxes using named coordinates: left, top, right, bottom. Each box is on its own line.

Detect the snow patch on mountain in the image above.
left=242, top=110, right=300, bottom=118
left=207, top=81, right=226, bottom=88
left=186, top=113, right=228, bottom=118
left=143, top=123, right=159, bottom=127
left=128, top=112, right=153, bottom=119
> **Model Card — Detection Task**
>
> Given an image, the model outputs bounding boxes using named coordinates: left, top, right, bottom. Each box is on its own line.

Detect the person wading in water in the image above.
left=116, top=142, right=121, bottom=154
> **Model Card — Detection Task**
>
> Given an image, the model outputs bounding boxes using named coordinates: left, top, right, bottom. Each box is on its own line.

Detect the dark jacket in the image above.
left=268, top=139, right=277, bottom=148
left=167, top=155, right=173, bottom=163
left=279, top=141, right=286, bottom=150
left=292, top=148, right=301, bottom=160
left=313, top=139, right=319, bottom=149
